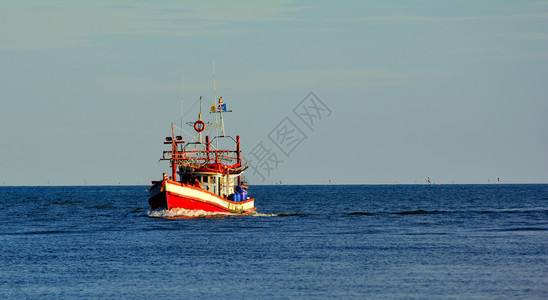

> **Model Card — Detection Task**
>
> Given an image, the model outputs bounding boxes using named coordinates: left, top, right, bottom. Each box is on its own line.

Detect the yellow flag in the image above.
left=210, top=104, right=215, bottom=112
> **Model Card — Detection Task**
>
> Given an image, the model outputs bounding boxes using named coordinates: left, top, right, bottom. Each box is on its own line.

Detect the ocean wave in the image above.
left=393, top=209, right=435, bottom=215
left=345, top=207, right=548, bottom=217
left=346, top=212, right=375, bottom=216
left=3, top=229, right=80, bottom=236
left=345, top=210, right=440, bottom=216
left=472, top=207, right=548, bottom=214
left=498, top=227, right=548, bottom=232
left=275, top=213, right=303, bottom=217
left=252, top=212, right=281, bottom=217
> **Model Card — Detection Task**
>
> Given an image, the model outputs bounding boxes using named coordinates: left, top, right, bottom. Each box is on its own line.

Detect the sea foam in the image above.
left=147, top=207, right=278, bottom=218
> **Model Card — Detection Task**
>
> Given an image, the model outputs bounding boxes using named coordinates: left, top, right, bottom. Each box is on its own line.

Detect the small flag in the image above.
left=210, top=104, right=215, bottom=112
left=218, top=97, right=223, bottom=104
left=217, top=103, right=227, bottom=111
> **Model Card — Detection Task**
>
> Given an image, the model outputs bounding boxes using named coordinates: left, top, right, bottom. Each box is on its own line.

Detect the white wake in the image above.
left=147, top=207, right=277, bottom=218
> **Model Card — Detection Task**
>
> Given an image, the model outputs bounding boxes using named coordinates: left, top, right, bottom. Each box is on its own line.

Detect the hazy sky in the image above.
left=1, top=1, right=547, bottom=185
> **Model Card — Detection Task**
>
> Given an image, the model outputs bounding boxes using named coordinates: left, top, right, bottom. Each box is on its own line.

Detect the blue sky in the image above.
left=1, top=1, right=547, bottom=185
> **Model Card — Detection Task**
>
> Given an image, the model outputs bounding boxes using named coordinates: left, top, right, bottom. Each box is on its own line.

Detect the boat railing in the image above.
left=164, top=149, right=240, bottom=167
left=161, top=133, right=242, bottom=171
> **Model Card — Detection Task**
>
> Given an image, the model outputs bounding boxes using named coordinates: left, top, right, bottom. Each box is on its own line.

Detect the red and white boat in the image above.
left=149, top=86, right=255, bottom=214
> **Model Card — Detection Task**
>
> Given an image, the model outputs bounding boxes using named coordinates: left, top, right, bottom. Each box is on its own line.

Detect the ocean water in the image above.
left=1, top=184, right=547, bottom=299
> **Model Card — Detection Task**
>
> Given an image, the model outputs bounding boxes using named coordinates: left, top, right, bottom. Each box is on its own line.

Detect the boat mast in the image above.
left=212, top=60, right=226, bottom=141
left=180, top=78, right=184, bottom=134
left=171, top=122, right=177, bottom=181
left=198, top=96, right=203, bottom=144
left=219, top=99, right=226, bottom=137
left=213, top=60, right=218, bottom=147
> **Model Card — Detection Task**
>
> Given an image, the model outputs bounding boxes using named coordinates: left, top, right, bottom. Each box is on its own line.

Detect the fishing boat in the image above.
left=148, top=76, right=255, bottom=214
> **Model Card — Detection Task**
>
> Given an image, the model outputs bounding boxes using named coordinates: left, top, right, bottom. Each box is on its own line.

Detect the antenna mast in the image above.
left=219, top=102, right=226, bottom=137
left=213, top=60, right=216, bottom=108
left=213, top=60, right=220, bottom=142
left=212, top=60, right=226, bottom=137
left=198, top=96, right=203, bottom=144
left=180, top=78, right=184, bottom=133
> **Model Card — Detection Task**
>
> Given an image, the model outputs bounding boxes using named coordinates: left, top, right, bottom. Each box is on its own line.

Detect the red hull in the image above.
left=166, top=193, right=231, bottom=213
left=149, top=181, right=255, bottom=214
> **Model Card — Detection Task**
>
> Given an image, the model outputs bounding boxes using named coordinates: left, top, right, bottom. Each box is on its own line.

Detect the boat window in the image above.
left=210, top=177, right=216, bottom=183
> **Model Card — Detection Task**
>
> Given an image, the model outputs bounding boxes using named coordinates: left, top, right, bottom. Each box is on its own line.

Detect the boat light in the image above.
left=176, top=136, right=183, bottom=141
left=165, top=137, right=173, bottom=142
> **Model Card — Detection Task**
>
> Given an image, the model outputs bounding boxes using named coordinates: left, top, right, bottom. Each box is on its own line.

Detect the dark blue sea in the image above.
left=1, top=184, right=547, bottom=299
